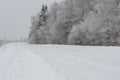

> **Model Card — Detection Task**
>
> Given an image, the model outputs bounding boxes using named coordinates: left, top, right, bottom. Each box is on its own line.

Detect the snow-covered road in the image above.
left=0, top=43, right=120, bottom=80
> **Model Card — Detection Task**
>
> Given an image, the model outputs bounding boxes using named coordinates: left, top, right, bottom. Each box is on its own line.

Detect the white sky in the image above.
left=0, top=0, right=61, bottom=40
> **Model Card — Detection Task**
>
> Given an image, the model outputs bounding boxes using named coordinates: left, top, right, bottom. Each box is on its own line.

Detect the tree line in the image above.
left=29, top=0, right=120, bottom=46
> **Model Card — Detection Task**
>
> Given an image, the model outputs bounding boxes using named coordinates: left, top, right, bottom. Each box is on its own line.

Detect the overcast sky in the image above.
left=0, top=0, right=61, bottom=40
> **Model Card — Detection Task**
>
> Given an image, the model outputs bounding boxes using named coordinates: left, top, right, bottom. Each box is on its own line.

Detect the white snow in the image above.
left=0, top=43, right=120, bottom=80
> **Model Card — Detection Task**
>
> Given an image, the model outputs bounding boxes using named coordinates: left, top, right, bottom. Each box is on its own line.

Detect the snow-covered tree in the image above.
left=28, top=0, right=120, bottom=45
left=68, top=0, right=120, bottom=45
left=49, top=0, right=92, bottom=44
left=29, top=4, right=49, bottom=44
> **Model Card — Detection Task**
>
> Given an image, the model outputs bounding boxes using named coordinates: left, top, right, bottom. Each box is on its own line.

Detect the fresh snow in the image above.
left=0, top=43, right=120, bottom=80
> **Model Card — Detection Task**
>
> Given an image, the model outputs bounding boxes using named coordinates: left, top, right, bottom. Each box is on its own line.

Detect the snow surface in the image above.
left=0, top=43, right=120, bottom=80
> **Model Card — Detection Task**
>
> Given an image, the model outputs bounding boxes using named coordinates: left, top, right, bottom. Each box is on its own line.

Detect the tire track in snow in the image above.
left=0, top=45, right=18, bottom=80
left=30, top=46, right=120, bottom=80
left=0, top=45, right=27, bottom=80
left=40, top=47, right=120, bottom=72
left=15, top=46, right=25, bottom=80
left=7, top=45, right=25, bottom=80
left=2, top=43, right=120, bottom=80
left=20, top=45, right=69, bottom=80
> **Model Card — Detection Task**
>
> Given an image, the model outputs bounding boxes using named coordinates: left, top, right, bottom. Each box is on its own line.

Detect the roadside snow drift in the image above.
left=0, top=43, right=120, bottom=80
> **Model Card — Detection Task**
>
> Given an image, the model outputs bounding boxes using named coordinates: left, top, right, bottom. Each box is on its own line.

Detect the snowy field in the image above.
left=0, top=43, right=120, bottom=80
